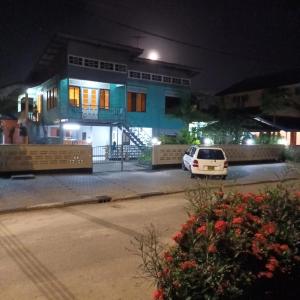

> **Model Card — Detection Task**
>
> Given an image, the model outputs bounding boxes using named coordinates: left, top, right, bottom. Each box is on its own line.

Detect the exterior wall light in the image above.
left=63, top=123, right=80, bottom=130
left=246, top=139, right=255, bottom=145
left=203, top=137, right=213, bottom=145
left=277, top=138, right=288, bottom=145
left=152, top=137, right=161, bottom=145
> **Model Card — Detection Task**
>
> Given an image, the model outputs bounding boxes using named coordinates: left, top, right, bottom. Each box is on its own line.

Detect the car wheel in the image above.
left=222, top=175, right=227, bottom=180
left=190, top=171, right=195, bottom=178
left=182, top=162, right=187, bottom=171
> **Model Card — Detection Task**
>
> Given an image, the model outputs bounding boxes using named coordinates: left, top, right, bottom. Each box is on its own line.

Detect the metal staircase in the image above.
left=118, top=123, right=148, bottom=149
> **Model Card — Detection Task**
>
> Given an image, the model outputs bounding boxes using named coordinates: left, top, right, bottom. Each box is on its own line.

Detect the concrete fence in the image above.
left=152, top=144, right=285, bottom=167
left=0, top=145, right=93, bottom=174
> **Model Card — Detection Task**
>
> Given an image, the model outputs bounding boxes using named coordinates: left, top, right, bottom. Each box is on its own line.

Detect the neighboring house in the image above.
left=217, top=69, right=300, bottom=145
left=0, top=116, right=23, bottom=144
left=13, top=33, right=198, bottom=148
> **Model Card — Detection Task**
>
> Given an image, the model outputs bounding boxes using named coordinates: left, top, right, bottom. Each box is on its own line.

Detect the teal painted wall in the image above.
left=126, top=80, right=189, bottom=130
left=42, top=78, right=190, bottom=132
left=39, top=77, right=60, bottom=125
left=101, top=84, right=126, bottom=122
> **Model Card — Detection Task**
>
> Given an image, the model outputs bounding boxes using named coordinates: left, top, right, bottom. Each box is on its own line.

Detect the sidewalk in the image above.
left=0, top=162, right=299, bottom=214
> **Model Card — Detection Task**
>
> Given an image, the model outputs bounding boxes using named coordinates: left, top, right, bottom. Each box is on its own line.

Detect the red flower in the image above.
left=219, top=203, right=230, bottom=209
left=232, top=217, right=243, bottom=225
left=172, top=231, right=184, bottom=243
left=268, top=243, right=283, bottom=255
left=254, top=233, right=266, bottom=243
left=254, top=195, right=264, bottom=203
left=235, top=204, right=246, bottom=214
left=181, top=223, right=190, bottom=232
left=153, top=288, right=164, bottom=300
left=214, top=220, right=227, bottom=233
left=262, top=222, right=276, bottom=236
left=196, top=225, right=206, bottom=235
left=187, top=215, right=197, bottom=225
left=279, top=244, right=289, bottom=252
left=163, top=251, right=173, bottom=263
left=246, top=213, right=261, bottom=224
left=208, top=244, right=217, bottom=253
left=242, top=193, right=253, bottom=202
left=252, top=241, right=263, bottom=259
left=235, top=228, right=241, bottom=236
left=162, top=268, right=170, bottom=277
left=213, top=209, right=224, bottom=217
left=265, top=256, right=279, bottom=272
left=180, top=260, right=197, bottom=270
left=258, top=271, right=273, bottom=279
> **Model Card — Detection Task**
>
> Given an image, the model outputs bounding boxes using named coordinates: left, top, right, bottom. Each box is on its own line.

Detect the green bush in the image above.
left=284, top=147, right=300, bottom=162
left=138, top=184, right=300, bottom=300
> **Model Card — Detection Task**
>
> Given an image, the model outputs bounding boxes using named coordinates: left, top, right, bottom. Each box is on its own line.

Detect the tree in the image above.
left=168, top=93, right=215, bottom=125
left=0, top=88, right=21, bottom=117
left=260, top=87, right=291, bottom=125
left=198, top=97, right=253, bottom=144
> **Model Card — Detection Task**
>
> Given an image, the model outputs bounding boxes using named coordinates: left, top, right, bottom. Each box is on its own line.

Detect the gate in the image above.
left=92, top=145, right=152, bottom=172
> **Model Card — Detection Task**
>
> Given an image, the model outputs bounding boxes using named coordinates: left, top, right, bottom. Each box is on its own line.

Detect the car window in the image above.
left=190, top=147, right=196, bottom=156
left=197, top=149, right=225, bottom=160
left=185, top=147, right=192, bottom=156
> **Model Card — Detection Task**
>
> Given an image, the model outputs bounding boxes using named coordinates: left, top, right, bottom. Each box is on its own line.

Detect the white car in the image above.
left=182, top=146, right=228, bottom=179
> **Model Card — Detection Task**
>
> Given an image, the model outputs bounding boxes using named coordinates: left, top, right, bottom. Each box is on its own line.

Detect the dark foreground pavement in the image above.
left=0, top=162, right=299, bottom=213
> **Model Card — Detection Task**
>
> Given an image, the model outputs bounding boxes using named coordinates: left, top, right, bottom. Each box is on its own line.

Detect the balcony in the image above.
left=63, top=105, right=126, bottom=124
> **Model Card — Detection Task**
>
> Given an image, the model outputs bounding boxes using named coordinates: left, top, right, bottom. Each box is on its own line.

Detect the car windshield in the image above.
left=197, top=149, right=225, bottom=160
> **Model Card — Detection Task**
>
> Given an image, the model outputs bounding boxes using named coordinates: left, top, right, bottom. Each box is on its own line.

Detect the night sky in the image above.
left=1, top=0, right=300, bottom=93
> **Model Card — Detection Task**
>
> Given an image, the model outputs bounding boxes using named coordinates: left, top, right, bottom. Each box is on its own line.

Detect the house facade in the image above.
left=217, top=69, right=300, bottom=145
left=16, top=34, right=198, bottom=148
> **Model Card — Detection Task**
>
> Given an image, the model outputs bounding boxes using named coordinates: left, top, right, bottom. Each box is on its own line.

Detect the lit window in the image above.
left=47, top=87, right=58, bottom=110
left=91, top=89, right=97, bottom=110
left=100, top=89, right=110, bottom=110
left=69, top=86, right=80, bottom=107
left=127, top=92, right=146, bottom=112
left=82, top=88, right=89, bottom=109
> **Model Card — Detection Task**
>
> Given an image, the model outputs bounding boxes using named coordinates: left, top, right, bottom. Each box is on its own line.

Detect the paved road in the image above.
left=0, top=193, right=188, bottom=300
left=0, top=162, right=299, bottom=213
left=0, top=170, right=299, bottom=299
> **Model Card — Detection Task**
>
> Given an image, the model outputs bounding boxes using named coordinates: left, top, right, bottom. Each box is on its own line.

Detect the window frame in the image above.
left=47, top=87, right=58, bottom=110
left=165, top=96, right=181, bottom=115
left=69, top=86, right=81, bottom=107
left=127, top=92, right=146, bottom=112
left=99, top=89, right=110, bottom=110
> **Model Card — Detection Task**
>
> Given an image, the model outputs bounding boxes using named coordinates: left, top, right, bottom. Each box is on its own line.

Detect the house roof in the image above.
left=27, top=32, right=200, bottom=84
left=257, top=116, right=300, bottom=131
left=133, top=57, right=200, bottom=77
left=217, top=68, right=300, bottom=96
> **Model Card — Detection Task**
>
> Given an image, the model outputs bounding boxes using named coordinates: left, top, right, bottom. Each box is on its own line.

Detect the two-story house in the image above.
left=217, top=69, right=300, bottom=145
left=16, top=33, right=198, bottom=148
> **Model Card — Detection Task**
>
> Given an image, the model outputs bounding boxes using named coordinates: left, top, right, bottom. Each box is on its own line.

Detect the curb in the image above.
left=0, top=177, right=299, bottom=216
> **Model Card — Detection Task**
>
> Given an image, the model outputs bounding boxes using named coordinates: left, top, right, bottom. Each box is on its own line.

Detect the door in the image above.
left=82, top=88, right=98, bottom=119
